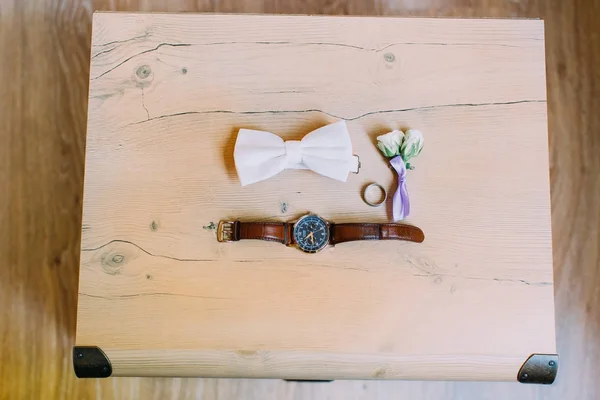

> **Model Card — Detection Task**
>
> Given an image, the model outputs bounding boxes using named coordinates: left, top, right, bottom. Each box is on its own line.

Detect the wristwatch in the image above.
left=217, top=214, right=424, bottom=253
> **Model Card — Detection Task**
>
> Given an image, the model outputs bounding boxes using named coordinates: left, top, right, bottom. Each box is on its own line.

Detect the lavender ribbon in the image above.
left=390, top=155, right=410, bottom=221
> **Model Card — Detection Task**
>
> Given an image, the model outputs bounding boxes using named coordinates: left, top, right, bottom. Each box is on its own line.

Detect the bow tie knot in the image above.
left=285, top=140, right=303, bottom=167
left=233, top=121, right=359, bottom=186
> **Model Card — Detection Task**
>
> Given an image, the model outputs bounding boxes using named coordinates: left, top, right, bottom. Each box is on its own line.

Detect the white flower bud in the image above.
left=400, top=129, right=424, bottom=161
left=376, top=129, right=404, bottom=158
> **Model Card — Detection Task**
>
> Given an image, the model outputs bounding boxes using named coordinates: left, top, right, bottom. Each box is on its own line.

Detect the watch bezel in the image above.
left=292, top=214, right=330, bottom=253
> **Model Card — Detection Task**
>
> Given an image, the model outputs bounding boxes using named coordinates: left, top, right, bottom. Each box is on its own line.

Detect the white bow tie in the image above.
left=233, top=121, right=360, bottom=186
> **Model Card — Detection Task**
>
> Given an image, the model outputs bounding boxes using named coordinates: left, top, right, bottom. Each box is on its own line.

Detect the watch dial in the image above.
left=293, top=215, right=329, bottom=253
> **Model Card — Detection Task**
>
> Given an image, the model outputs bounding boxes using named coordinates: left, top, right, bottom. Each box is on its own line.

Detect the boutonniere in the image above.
left=376, top=129, right=424, bottom=221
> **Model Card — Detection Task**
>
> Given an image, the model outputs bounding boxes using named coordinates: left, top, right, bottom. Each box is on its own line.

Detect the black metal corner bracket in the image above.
left=73, top=346, right=112, bottom=378
left=518, top=354, right=558, bottom=384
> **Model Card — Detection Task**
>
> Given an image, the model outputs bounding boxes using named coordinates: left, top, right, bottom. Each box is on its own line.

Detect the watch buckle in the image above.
left=217, top=221, right=235, bottom=242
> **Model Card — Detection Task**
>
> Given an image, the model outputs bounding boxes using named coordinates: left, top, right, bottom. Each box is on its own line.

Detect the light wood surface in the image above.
left=76, top=13, right=555, bottom=380
left=107, top=349, right=525, bottom=380
left=1, top=0, right=599, bottom=399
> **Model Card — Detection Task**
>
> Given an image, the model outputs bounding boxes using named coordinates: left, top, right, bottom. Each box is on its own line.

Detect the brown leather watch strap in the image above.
left=329, top=223, right=424, bottom=245
left=232, top=221, right=293, bottom=245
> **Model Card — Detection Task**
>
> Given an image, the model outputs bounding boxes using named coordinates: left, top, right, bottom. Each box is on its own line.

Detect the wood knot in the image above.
left=236, top=349, right=258, bottom=358
left=51, top=255, right=62, bottom=268
left=101, top=252, right=125, bottom=274
left=383, top=52, right=395, bottom=62
left=90, top=241, right=142, bottom=276
left=372, top=367, right=388, bottom=378
left=136, top=65, right=152, bottom=79
left=133, top=64, right=153, bottom=87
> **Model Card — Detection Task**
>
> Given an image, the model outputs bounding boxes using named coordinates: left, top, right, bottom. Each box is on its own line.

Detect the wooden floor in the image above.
left=0, top=0, right=598, bottom=399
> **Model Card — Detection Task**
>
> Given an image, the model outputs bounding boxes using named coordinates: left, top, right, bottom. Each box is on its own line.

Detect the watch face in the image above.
left=293, top=214, right=330, bottom=253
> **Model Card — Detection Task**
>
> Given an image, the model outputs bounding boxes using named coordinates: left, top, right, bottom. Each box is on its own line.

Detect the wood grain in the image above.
left=1, top=0, right=599, bottom=399
left=106, top=349, right=526, bottom=380
left=76, top=13, right=554, bottom=380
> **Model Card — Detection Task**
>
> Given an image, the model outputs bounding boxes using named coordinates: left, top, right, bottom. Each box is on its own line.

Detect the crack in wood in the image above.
left=93, top=32, right=151, bottom=47
left=195, top=40, right=524, bottom=49
left=92, top=33, right=153, bottom=59
left=489, top=277, right=552, bottom=286
left=413, top=272, right=551, bottom=287
left=81, top=242, right=550, bottom=286
left=91, top=39, right=527, bottom=80
left=469, top=276, right=552, bottom=286
left=91, top=45, right=118, bottom=59
left=141, top=87, right=150, bottom=120
left=79, top=292, right=232, bottom=300
left=81, top=239, right=216, bottom=262
left=94, top=38, right=524, bottom=51
left=91, top=43, right=192, bottom=80
left=123, top=100, right=547, bottom=127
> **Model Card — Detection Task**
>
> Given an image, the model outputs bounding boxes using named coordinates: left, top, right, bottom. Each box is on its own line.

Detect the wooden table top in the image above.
left=76, top=13, right=555, bottom=381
